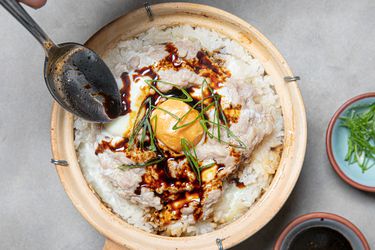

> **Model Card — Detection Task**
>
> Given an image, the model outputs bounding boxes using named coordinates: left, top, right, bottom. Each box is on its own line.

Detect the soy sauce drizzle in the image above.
left=165, top=43, right=183, bottom=68
left=156, top=43, right=231, bottom=90
left=232, top=177, right=246, bottom=189
left=138, top=159, right=206, bottom=225
left=195, top=50, right=220, bottom=74
left=95, top=42, right=234, bottom=227
left=289, top=227, right=352, bottom=250
left=133, top=66, right=159, bottom=82
left=120, top=72, right=132, bottom=116
left=99, top=91, right=121, bottom=119
left=95, top=138, right=128, bottom=155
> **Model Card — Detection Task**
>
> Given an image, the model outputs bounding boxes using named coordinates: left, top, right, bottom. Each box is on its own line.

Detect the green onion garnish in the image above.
left=119, top=155, right=165, bottom=169
left=128, top=97, right=156, bottom=151
left=340, top=103, right=375, bottom=172
left=144, top=79, right=193, bottom=102
left=172, top=98, right=215, bottom=130
left=181, top=138, right=215, bottom=185
left=120, top=78, right=247, bottom=175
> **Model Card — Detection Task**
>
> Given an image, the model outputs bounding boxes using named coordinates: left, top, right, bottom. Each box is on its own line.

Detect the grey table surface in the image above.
left=1, top=0, right=375, bottom=249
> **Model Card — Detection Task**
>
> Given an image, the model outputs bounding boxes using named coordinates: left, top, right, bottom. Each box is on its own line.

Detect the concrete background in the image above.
left=1, top=0, right=375, bottom=249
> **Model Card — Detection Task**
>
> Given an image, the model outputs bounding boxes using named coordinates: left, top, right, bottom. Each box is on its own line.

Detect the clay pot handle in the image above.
left=103, top=239, right=130, bottom=250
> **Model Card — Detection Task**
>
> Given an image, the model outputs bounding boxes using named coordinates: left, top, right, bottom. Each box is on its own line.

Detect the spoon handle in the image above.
left=0, top=0, right=56, bottom=54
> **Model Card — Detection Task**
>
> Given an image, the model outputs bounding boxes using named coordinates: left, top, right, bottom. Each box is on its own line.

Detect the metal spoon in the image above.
left=1, top=0, right=122, bottom=122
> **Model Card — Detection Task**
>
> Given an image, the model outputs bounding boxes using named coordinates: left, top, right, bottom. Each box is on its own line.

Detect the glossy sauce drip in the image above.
left=138, top=159, right=206, bottom=225
left=232, top=178, right=246, bottom=189
left=98, top=92, right=121, bottom=119
left=165, top=43, right=183, bottom=68
left=95, top=138, right=128, bottom=155
left=97, top=42, right=234, bottom=228
left=289, top=227, right=352, bottom=250
left=163, top=87, right=196, bottom=104
left=217, top=163, right=225, bottom=172
left=156, top=43, right=231, bottom=90
left=133, top=66, right=159, bottom=82
left=120, top=72, right=132, bottom=115
left=195, top=51, right=220, bottom=74
left=190, top=50, right=230, bottom=89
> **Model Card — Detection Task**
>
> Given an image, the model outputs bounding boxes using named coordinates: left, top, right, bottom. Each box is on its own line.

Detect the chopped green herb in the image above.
left=172, top=98, right=215, bottom=130
left=121, top=78, right=247, bottom=175
left=200, top=119, right=246, bottom=148
left=119, top=155, right=165, bottom=169
left=128, top=97, right=156, bottom=151
left=151, top=105, right=180, bottom=120
left=181, top=138, right=215, bottom=185
left=144, top=79, right=193, bottom=102
left=340, top=103, right=375, bottom=172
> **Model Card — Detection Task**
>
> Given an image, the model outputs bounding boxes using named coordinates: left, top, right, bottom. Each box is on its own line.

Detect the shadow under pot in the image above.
left=274, top=212, right=369, bottom=250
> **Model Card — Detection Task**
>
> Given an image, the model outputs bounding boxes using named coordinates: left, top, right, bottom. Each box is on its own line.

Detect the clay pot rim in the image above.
left=50, top=3, right=307, bottom=249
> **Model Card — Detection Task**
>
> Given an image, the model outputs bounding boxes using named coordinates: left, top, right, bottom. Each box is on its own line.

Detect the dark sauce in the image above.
left=289, top=227, right=352, bottom=250
left=51, top=45, right=122, bottom=121
left=164, top=87, right=187, bottom=99
left=95, top=41, right=233, bottom=226
left=217, top=163, right=225, bottom=172
left=134, top=186, right=142, bottom=195
left=119, top=72, right=132, bottom=115
left=142, top=158, right=200, bottom=198
left=138, top=158, right=205, bottom=224
left=156, top=43, right=231, bottom=90
left=195, top=50, right=220, bottom=74
left=163, top=87, right=205, bottom=111
left=232, top=177, right=246, bottom=189
left=95, top=138, right=128, bottom=155
left=133, top=66, right=159, bottom=82
left=165, top=43, right=183, bottom=68
left=97, top=91, right=121, bottom=119
left=189, top=50, right=230, bottom=89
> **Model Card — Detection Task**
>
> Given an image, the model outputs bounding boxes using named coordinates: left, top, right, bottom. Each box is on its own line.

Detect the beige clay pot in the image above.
left=50, top=3, right=307, bottom=250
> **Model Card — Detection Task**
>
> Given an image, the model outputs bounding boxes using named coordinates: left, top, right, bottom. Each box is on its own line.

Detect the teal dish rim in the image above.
left=326, top=92, right=375, bottom=192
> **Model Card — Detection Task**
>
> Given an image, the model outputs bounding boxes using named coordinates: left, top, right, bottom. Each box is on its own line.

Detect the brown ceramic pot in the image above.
left=274, top=212, right=370, bottom=250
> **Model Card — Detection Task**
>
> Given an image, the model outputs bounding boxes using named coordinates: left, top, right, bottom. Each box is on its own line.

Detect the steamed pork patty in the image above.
left=74, top=25, right=283, bottom=236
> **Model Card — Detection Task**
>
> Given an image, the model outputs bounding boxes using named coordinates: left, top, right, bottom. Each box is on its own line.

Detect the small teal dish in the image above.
left=326, top=92, right=375, bottom=192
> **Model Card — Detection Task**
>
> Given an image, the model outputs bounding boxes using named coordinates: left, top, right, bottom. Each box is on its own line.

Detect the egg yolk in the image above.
left=151, top=99, right=204, bottom=152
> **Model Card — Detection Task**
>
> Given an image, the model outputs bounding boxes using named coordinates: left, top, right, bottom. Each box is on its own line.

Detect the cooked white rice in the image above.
left=74, top=25, right=283, bottom=236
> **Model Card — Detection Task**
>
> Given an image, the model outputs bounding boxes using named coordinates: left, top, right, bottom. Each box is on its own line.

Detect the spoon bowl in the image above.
left=44, top=43, right=122, bottom=122
left=1, top=0, right=122, bottom=122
